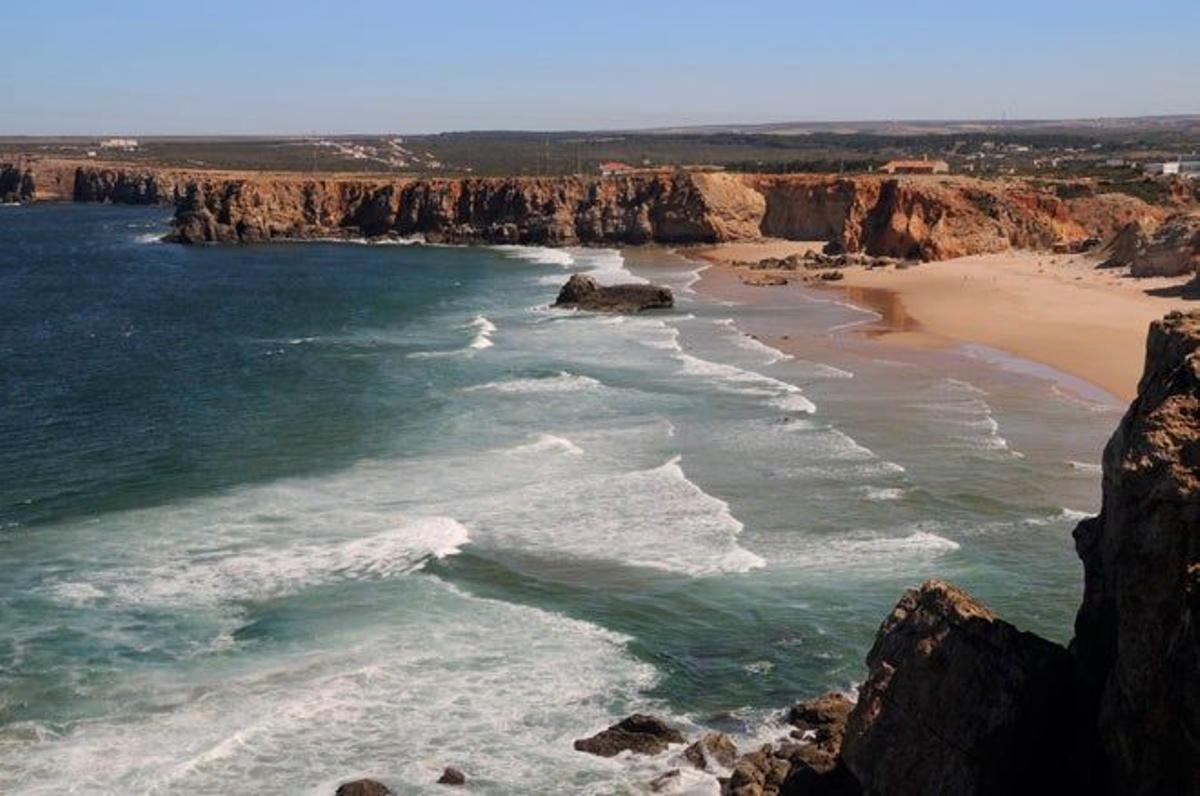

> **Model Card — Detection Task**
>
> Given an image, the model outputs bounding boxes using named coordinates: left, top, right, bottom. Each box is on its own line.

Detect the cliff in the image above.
left=2, top=156, right=1171, bottom=260
left=717, top=310, right=1200, bottom=796
left=1071, top=309, right=1200, bottom=794
left=168, top=171, right=1159, bottom=259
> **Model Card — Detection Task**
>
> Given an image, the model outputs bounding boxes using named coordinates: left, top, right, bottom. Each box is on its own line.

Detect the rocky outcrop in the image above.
left=0, top=164, right=35, bottom=203
left=72, top=167, right=171, bottom=204
left=1128, top=213, right=1200, bottom=278
left=436, top=767, right=466, bottom=786
left=334, top=779, right=392, bottom=796
left=573, top=714, right=686, bottom=757
left=841, top=581, right=1079, bottom=795
left=683, top=732, right=739, bottom=772
left=1071, top=310, right=1200, bottom=795
left=553, top=273, right=674, bottom=312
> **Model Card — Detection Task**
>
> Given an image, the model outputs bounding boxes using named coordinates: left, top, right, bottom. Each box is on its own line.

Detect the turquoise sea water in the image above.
left=0, top=205, right=1119, bottom=793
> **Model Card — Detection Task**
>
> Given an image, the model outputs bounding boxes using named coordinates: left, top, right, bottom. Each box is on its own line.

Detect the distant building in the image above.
left=1145, top=160, right=1200, bottom=177
left=99, top=138, right=139, bottom=150
left=878, top=158, right=950, bottom=175
left=598, top=161, right=636, bottom=176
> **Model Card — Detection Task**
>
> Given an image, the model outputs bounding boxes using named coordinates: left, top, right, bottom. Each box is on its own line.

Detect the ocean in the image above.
left=0, top=204, right=1118, bottom=794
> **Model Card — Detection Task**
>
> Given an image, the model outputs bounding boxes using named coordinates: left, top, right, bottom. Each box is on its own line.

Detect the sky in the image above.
left=2, top=1, right=1197, bottom=135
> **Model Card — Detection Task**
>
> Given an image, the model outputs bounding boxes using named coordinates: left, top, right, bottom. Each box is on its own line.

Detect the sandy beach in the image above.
left=691, top=240, right=1197, bottom=401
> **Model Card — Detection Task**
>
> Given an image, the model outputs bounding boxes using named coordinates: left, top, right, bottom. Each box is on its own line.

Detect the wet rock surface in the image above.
left=554, top=273, right=674, bottom=312
left=334, top=779, right=392, bottom=796
left=573, top=714, right=686, bottom=757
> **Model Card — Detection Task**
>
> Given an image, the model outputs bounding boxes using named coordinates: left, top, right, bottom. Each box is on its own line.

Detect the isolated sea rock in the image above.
left=840, top=580, right=1077, bottom=795
left=436, top=766, right=465, bottom=786
left=573, top=714, right=686, bottom=757
left=334, top=779, right=392, bottom=796
left=554, top=273, right=674, bottom=312
left=1071, top=309, right=1200, bottom=795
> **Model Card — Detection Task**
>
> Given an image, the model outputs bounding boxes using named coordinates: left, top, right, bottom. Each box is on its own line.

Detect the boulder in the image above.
left=1071, top=310, right=1200, bottom=795
left=840, top=581, right=1078, bottom=795
left=335, top=779, right=392, bottom=796
left=436, top=767, right=465, bottom=786
left=683, top=732, right=739, bottom=771
left=554, top=273, right=674, bottom=313
left=573, top=714, right=686, bottom=757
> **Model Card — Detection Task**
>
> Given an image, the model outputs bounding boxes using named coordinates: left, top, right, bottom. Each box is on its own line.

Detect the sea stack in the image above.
left=553, top=273, right=674, bottom=313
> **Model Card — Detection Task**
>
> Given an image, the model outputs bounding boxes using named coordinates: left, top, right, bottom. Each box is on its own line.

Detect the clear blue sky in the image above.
left=2, top=1, right=1197, bottom=135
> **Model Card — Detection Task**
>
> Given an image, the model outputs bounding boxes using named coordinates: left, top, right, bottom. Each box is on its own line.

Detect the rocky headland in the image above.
left=4, top=156, right=1185, bottom=264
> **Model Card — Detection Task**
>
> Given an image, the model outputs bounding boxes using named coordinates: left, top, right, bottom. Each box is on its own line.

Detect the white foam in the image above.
left=464, top=371, right=603, bottom=394
left=409, top=314, right=497, bottom=358
left=102, top=517, right=469, bottom=607
left=451, top=456, right=765, bottom=576
left=1066, top=460, right=1102, bottom=475
left=6, top=578, right=666, bottom=794
left=790, top=530, right=960, bottom=572
left=134, top=232, right=163, bottom=244
left=494, top=245, right=577, bottom=267
left=858, top=486, right=907, bottom=502
left=467, top=315, right=496, bottom=349
left=675, top=353, right=816, bottom=414
left=502, top=433, right=585, bottom=457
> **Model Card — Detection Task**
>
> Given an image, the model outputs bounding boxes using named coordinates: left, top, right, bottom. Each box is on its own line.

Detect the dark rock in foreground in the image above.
left=436, top=766, right=465, bottom=786
left=573, top=714, right=685, bottom=757
left=335, top=779, right=392, bottom=796
left=841, top=581, right=1078, bottom=795
left=554, top=273, right=674, bottom=313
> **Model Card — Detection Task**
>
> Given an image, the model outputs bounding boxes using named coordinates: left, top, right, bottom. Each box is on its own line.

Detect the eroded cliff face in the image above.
left=4, top=156, right=1166, bottom=259
left=166, top=170, right=1160, bottom=259
left=1072, top=310, right=1200, bottom=795
left=73, top=167, right=173, bottom=204
left=170, top=171, right=767, bottom=246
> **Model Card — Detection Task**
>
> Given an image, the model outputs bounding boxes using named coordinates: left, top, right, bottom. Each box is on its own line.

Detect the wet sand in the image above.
left=689, top=241, right=1196, bottom=401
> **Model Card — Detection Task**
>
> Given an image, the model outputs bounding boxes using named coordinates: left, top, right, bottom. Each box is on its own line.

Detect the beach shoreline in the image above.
left=687, top=240, right=1197, bottom=401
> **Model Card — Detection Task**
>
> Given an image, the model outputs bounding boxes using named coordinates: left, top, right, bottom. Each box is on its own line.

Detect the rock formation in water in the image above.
left=553, top=273, right=674, bottom=312
left=573, top=714, right=687, bottom=757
